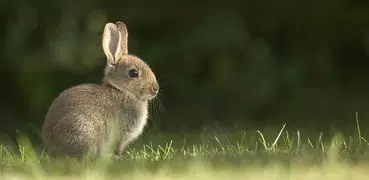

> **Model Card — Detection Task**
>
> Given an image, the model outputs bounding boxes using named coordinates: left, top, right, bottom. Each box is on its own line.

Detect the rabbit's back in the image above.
left=42, top=84, right=124, bottom=158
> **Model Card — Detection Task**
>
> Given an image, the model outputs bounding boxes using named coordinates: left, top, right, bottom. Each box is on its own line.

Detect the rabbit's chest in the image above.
left=128, top=106, right=148, bottom=139
left=118, top=102, right=148, bottom=140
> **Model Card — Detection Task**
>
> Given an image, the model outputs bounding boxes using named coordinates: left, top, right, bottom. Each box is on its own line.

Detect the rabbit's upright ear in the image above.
left=116, top=22, right=128, bottom=55
left=102, top=23, right=122, bottom=64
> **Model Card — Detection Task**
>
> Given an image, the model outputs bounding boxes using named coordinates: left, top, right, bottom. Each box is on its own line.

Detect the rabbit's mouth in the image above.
left=143, top=85, right=159, bottom=101
left=146, top=92, right=158, bottom=101
left=134, top=89, right=158, bottom=102
left=140, top=89, right=157, bottom=101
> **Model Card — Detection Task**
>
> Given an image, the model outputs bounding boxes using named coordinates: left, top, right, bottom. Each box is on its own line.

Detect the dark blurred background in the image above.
left=1, top=0, right=369, bottom=144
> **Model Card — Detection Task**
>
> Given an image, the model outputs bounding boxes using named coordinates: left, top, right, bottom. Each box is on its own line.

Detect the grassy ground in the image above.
left=1, top=123, right=369, bottom=179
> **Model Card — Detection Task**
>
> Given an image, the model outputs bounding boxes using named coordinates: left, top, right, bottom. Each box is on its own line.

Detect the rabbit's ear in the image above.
left=102, top=23, right=122, bottom=64
left=116, top=22, right=128, bottom=55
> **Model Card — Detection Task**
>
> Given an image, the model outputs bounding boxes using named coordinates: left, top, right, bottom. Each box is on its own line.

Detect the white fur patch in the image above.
left=129, top=103, right=148, bottom=140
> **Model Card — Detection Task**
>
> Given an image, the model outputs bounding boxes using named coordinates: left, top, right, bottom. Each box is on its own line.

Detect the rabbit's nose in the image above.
left=151, top=83, right=159, bottom=94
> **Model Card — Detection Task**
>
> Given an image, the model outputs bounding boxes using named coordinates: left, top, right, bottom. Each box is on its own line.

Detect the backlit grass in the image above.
left=1, top=122, right=369, bottom=179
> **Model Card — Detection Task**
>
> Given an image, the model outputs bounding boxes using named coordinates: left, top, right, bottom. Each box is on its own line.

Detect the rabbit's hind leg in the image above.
left=52, top=124, right=99, bottom=159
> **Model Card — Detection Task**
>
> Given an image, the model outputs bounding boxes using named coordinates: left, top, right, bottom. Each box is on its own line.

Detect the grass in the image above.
left=1, top=122, right=369, bottom=179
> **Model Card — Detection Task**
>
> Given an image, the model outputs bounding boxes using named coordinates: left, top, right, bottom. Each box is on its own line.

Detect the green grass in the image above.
left=1, top=123, right=369, bottom=179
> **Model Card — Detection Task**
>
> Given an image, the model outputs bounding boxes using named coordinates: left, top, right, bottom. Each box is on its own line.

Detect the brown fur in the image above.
left=42, top=21, right=159, bottom=158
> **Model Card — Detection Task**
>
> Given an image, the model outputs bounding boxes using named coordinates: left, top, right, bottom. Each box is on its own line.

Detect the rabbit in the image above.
left=41, top=21, right=159, bottom=159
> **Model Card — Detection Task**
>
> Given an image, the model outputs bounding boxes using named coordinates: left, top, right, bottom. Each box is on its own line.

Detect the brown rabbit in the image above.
left=42, top=21, right=159, bottom=159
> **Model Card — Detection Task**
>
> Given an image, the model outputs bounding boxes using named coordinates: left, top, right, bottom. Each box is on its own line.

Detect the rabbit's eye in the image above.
left=128, top=69, right=139, bottom=78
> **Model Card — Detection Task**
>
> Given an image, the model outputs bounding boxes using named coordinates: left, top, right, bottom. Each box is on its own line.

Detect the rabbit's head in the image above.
left=102, top=22, right=159, bottom=101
